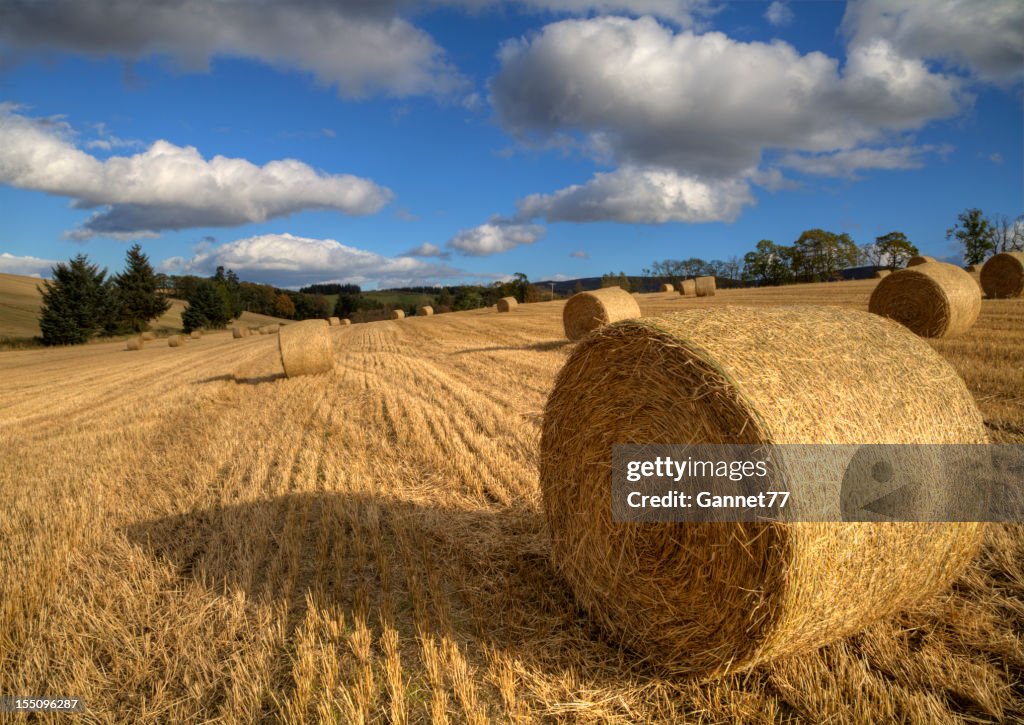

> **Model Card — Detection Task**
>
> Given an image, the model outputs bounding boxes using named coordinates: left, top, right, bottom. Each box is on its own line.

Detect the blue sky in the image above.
left=0, top=0, right=1021, bottom=289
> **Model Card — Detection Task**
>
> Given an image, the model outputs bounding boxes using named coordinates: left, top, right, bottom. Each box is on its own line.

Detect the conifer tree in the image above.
left=114, top=244, right=170, bottom=332
left=38, top=254, right=116, bottom=345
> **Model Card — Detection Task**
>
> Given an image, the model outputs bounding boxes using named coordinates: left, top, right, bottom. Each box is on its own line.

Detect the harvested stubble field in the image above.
left=0, top=280, right=1022, bottom=723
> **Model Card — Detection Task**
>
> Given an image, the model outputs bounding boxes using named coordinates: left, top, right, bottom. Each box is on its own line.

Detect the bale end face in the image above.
left=661, top=283, right=675, bottom=293
left=496, top=296, right=518, bottom=312
left=980, top=252, right=1024, bottom=299
left=232, top=327, right=246, bottom=339
left=278, top=319, right=334, bottom=378
left=869, top=262, right=981, bottom=338
left=563, top=287, right=642, bottom=341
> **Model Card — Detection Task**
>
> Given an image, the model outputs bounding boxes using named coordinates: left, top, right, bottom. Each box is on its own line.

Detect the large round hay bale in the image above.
left=563, top=287, right=642, bottom=341
left=874, top=269, right=891, bottom=279
left=126, top=338, right=143, bottom=351
left=190, top=330, right=202, bottom=339
left=980, top=251, right=1024, bottom=299
left=341, top=318, right=352, bottom=326
left=661, top=283, right=674, bottom=293
left=907, top=255, right=935, bottom=267
left=278, top=319, right=334, bottom=378
left=694, top=276, right=716, bottom=297
left=497, top=296, right=518, bottom=312
left=540, top=306, right=986, bottom=678
left=869, top=262, right=981, bottom=337
left=417, top=305, right=434, bottom=316
left=390, top=309, right=405, bottom=320
left=167, top=335, right=183, bottom=347
left=328, top=316, right=341, bottom=326
left=140, top=331, right=155, bottom=341
left=232, top=326, right=246, bottom=339
left=680, top=279, right=696, bottom=296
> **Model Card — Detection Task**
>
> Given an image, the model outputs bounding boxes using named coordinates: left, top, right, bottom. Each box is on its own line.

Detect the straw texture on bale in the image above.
left=694, top=275, right=716, bottom=297
left=328, top=316, right=341, bottom=326
left=661, top=283, right=675, bottom=293
left=190, top=331, right=201, bottom=339
left=341, top=318, right=351, bottom=326
left=167, top=335, right=183, bottom=347
left=141, top=331, right=155, bottom=341
left=496, top=296, right=518, bottom=312
left=869, top=262, right=981, bottom=338
left=679, top=279, right=696, bottom=296
left=907, top=255, right=935, bottom=267
left=417, top=305, right=434, bottom=316
left=540, top=306, right=986, bottom=679
left=126, top=338, right=143, bottom=351
left=874, top=269, right=891, bottom=279
left=277, top=319, right=334, bottom=378
left=390, top=309, right=405, bottom=320
left=980, top=251, right=1024, bottom=299
left=563, top=287, right=641, bottom=341
left=232, top=326, right=247, bottom=339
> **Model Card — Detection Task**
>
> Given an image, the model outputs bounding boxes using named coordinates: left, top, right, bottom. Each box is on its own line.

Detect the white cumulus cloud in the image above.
left=400, top=242, right=449, bottom=258
left=159, top=233, right=466, bottom=288
left=764, top=2, right=793, bottom=27
left=779, top=144, right=953, bottom=179
left=447, top=220, right=546, bottom=256
left=0, top=107, right=393, bottom=238
left=0, top=252, right=59, bottom=277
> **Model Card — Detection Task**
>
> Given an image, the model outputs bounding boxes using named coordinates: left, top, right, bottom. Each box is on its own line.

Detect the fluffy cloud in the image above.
left=0, top=252, right=59, bottom=277
left=517, top=166, right=755, bottom=223
left=0, top=0, right=465, bottom=98
left=842, top=0, right=1024, bottom=84
left=0, top=107, right=392, bottom=238
left=492, top=16, right=961, bottom=179
left=764, top=2, right=793, bottom=27
left=160, top=233, right=465, bottom=288
left=779, top=144, right=953, bottom=179
left=400, top=242, right=449, bottom=258
left=447, top=220, right=545, bottom=256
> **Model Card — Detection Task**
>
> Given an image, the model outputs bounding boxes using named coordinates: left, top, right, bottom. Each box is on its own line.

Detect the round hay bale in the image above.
left=540, top=306, right=986, bottom=678
left=874, top=269, right=891, bottom=279
left=341, top=318, right=352, bottom=326
left=278, top=319, right=334, bottom=378
left=694, top=276, right=716, bottom=297
left=661, top=283, right=674, bottom=293
left=679, top=279, right=696, bottom=296
left=563, top=287, right=642, bottom=341
left=126, top=338, right=143, bottom=351
left=190, top=330, right=202, bottom=339
left=497, top=296, right=518, bottom=312
left=907, top=255, right=935, bottom=267
left=390, top=309, right=405, bottom=320
left=980, top=251, right=1024, bottom=299
left=417, top=305, right=434, bottom=316
left=232, top=326, right=246, bottom=339
left=140, top=331, right=155, bottom=341
left=328, top=316, right=341, bottom=326
left=868, top=262, right=981, bottom=337
left=167, top=335, right=183, bottom=347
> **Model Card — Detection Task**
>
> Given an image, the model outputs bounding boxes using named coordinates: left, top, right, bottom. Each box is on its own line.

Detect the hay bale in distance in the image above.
left=140, top=331, right=155, bottom=341
left=907, top=255, right=935, bottom=267
left=232, top=326, right=247, bottom=339
left=390, top=309, right=405, bottom=320
left=869, top=262, right=981, bottom=337
left=341, top=319, right=352, bottom=326
left=661, top=283, right=675, bottom=293
left=328, top=316, right=341, bottom=326
left=496, top=296, right=518, bottom=312
left=278, top=319, right=334, bottom=378
left=126, top=338, right=143, bottom=351
left=874, top=269, right=891, bottom=279
left=190, top=330, right=202, bottom=339
left=695, top=276, right=716, bottom=297
left=980, top=252, right=1024, bottom=299
left=167, top=335, right=183, bottom=347
left=563, top=287, right=642, bottom=341
left=680, top=279, right=696, bottom=296
left=417, top=305, right=434, bottom=316
left=540, top=306, right=986, bottom=678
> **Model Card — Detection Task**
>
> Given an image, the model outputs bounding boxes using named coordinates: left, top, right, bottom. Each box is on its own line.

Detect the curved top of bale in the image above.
left=563, top=287, right=642, bottom=341
left=541, top=306, right=986, bottom=678
left=278, top=319, right=334, bottom=378
left=907, top=255, right=936, bottom=267
left=497, top=296, right=518, bottom=312
left=869, top=262, right=981, bottom=337
left=980, top=251, right=1024, bottom=299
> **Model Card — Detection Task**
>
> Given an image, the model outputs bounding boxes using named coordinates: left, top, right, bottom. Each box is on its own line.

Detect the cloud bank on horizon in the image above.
left=0, top=0, right=1020, bottom=287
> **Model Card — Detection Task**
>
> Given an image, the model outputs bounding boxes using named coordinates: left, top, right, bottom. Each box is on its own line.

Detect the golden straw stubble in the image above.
left=980, top=251, right=1024, bottom=299
left=277, top=319, right=335, bottom=378
left=540, top=306, right=986, bottom=679
left=869, top=262, right=981, bottom=337
left=562, top=287, right=641, bottom=341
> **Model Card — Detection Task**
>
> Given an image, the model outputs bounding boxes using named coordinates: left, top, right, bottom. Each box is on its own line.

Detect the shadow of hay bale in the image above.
left=194, top=373, right=287, bottom=386
left=451, top=340, right=571, bottom=355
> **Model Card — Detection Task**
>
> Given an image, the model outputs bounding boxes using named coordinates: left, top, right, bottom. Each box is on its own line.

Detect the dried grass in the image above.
left=695, top=276, right=716, bottom=297
left=907, top=255, right=936, bottom=267
left=562, top=287, right=641, bottom=341
left=497, top=297, right=518, bottom=312
left=680, top=279, right=696, bottom=296
left=278, top=319, right=335, bottom=378
left=980, top=252, right=1024, bottom=299
left=869, top=262, right=981, bottom=337
left=418, top=306, right=434, bottom=316
left=540, top=306, right=988, bottom=679
left=391, top=310, right=405, bottom=320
